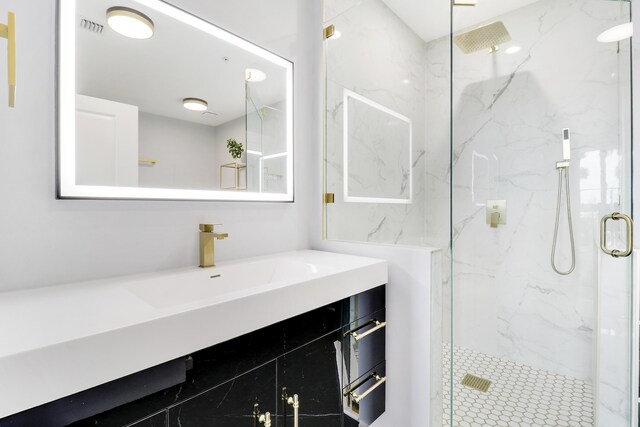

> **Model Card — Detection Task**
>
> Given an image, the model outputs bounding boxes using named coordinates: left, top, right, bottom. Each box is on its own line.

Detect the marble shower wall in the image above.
left=429, top=0, right=632, bottom=386
left=324, top=0, right=429, bottom=245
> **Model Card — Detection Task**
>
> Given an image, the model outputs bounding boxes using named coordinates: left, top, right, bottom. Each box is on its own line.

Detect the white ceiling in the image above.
left=75, top=0, right=540, bottom=128
left=381, top=0, right=540, bottom=42
left=76, top=0, right=288, bottom=127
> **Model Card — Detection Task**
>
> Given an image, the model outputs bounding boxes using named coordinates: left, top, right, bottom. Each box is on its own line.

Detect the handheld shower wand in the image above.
left=551, top=128, right=576, bottom=275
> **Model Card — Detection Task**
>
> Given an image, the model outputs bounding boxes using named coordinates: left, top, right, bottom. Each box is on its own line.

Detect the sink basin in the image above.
left=0, top=250, right=387, bottom=418
left=126, top=255, right=324, bottom=309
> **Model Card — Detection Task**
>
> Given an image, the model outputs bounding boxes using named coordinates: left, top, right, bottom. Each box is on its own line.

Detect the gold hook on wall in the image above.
left=0, top=12, right=16, bottom=108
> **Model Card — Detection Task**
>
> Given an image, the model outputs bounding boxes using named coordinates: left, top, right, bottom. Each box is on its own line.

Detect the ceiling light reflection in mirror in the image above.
left=597, top=22, right=633, bottom=43
left=106, top=6, right=154, bottom=39
left=182, top=97, right=208, bottom=112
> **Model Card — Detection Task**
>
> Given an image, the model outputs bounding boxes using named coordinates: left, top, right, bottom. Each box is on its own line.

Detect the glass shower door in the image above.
left=449, top=0, right=634, bottom=426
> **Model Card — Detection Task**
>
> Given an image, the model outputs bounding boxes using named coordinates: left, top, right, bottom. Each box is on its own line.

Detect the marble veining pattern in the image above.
left=344, top=91, right=412, bottom=201
left=442, top=0, right=623, bottom=382
left=324, top=0, right=428, bottom=245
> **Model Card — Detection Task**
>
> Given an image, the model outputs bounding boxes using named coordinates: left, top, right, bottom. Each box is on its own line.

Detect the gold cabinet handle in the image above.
left=344, top=373, right=386, bottom=403
left=253, top=404, right=272, bottom=427
left=344, top=319, right=386, bottom=341
left=600, top=212, right=633, bottom=258
left=0, top=12, right=16, bottom=107
left=286, top=393, right=299, bottom=427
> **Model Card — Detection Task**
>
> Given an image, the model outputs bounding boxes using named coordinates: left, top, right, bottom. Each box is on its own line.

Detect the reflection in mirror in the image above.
left=59, top=0, right=293, bottom=201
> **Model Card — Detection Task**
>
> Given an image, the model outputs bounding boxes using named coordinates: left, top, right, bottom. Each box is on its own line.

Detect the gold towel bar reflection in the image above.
left=344, top=319, right=386, bottom=341
left=138, top=158, right=157, bottom=165
left=0, top=12, right=16, bottom=107
left=344, top=373, right=386, bottom=403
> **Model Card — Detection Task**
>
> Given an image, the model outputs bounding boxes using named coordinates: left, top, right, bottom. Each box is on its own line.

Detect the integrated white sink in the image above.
left=127, top=255, right=327, bottom=309
left=0, top=250, right=387, bottom=418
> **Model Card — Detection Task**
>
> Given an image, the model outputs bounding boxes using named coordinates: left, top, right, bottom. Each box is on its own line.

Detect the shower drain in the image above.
left=460, top=373, right=492, bottom=392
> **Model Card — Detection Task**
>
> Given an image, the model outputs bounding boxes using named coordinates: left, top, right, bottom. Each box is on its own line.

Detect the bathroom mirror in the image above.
left=58, top=0, right=293, bottom=201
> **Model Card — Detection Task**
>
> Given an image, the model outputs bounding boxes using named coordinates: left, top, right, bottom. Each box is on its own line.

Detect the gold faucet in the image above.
left=199, top=224, right=228, bottom=268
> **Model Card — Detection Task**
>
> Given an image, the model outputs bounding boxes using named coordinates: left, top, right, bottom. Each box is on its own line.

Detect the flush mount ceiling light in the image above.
left=245, top=68, right=267, bottom=82
left=453, top=0, right=478, bottom=5
left=183, top=97, right=208, bottom=111
left=106, top=7, right=154, bottom=39
left=505, top=46, right=521, bottom=55
left=597, top=22, right=633, bottom=43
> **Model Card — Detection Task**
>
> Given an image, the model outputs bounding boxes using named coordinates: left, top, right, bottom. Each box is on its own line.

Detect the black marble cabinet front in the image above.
left=277, top=332, right=344, bottom=427
left=128, top=412, right=167, bottom=427
left=167, top=361, right=277, bottom=426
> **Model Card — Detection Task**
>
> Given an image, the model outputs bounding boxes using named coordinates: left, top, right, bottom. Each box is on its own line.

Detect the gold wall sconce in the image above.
left=0, top=12, right=16, bottom=108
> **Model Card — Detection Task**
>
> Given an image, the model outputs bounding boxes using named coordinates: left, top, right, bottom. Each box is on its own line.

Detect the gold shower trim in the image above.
left=324, top=25, right=336, bottom=40
left=0, top=12, right=16, bottom=107
left=324, top=193, right=335, bottom=204
left=460, top=373, right=492, bottom=392
left=454, top=21, right=511, bottom=54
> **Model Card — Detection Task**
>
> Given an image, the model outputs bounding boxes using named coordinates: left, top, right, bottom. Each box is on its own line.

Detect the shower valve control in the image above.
left=486, top=200, right=507, bottom=228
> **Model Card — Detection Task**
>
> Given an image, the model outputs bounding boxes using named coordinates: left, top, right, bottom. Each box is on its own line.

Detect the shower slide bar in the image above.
left=551, top=129, right=576, bottom=275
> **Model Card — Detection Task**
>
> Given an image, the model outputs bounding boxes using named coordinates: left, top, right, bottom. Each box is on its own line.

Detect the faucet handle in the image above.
left=199, top=223, right=222, bottom=232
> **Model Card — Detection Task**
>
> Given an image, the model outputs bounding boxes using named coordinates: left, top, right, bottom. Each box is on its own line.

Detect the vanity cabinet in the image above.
left=277, top=332, right=344, bottom=427
left=167, top=362, right=277, bottom=426
left=1, top=286, right=385, bottom=427
left=343, top=362, right=386, bottom=427
left=342, top=297, right=386, bottom=427
left=342, top=309, right=386, bottom=387
left=127, top=412, right=167, bottom=427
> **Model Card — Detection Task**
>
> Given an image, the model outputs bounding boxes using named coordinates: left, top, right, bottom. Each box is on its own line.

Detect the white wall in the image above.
left=138, top=112, right=218, bottom=190
left=0, top=0, right=322, bottom=291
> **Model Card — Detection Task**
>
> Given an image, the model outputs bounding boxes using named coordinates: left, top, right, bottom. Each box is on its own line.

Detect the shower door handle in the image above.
left=600, top=212, right=633, bottom=258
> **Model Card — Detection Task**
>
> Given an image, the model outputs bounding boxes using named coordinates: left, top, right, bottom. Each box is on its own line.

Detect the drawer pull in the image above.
left=344, top=319, right=386, bottom=341
left=344, top=373, right=386, bottom=403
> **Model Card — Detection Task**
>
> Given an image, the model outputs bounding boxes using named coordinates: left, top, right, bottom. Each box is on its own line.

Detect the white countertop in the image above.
left=0, top=250, right=387, bottom=418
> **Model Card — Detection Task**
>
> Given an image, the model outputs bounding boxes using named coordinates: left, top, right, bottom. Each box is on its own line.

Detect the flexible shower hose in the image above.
left=551, top=167, right=576, bottom=275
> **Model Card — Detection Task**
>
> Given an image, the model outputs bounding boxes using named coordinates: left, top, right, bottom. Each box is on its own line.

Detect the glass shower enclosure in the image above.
left=323, top=0, right=635, bottom=425
left=246, top=77, right=288, bottom=193
left=448, top=1, right=634, bottom=426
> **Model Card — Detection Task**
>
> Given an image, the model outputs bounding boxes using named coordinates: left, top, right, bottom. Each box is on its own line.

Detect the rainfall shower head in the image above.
left=454, top=21, right=512, bottom=54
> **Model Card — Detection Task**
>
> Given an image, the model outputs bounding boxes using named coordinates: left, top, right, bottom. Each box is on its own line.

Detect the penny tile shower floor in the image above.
left=442, top=345, right=594, bottom=427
